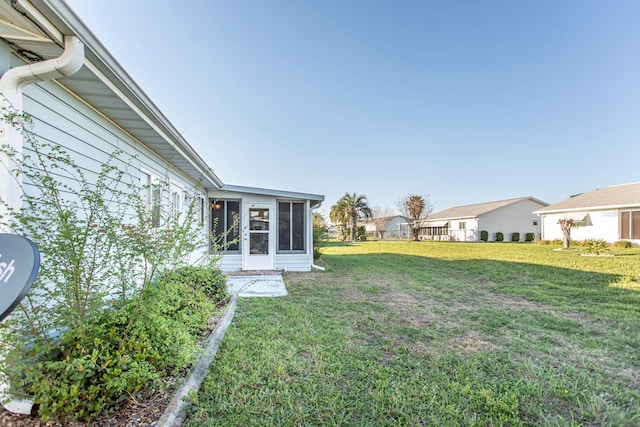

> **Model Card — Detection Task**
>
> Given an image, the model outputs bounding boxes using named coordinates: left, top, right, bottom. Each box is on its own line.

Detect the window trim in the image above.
left=277, top=200, right=306, bottom=254
left=140, top=168, right=162, bottom=228
left=210, top=199, right=241, bottom=253
left=620, top=209, right=640, bottom=240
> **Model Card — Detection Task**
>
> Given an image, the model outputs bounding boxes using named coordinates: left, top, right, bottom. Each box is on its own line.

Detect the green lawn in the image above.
left=185, top=241, right=640, bottom=426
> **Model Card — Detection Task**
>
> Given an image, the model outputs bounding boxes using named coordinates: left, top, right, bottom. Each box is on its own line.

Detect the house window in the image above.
left=459, top=222, right=466, bottom=230
left=620, top=210, right=640, bottom=239
left=278, top=201, right=305, bottom=252
left=532, top=220, right=538, bottom=226
left=211, top=200, right=240, bottom=251
left=171, top=188, right=182, bottom=220
left=140, top=170, right=161, bottom=228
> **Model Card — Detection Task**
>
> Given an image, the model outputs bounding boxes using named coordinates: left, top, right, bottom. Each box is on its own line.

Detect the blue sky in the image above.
left=65, top=0, right=640, bottom=217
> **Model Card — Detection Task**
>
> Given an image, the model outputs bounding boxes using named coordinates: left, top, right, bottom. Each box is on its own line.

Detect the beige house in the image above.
left=421, top=197, right=548, bottom=242
left=534, top=182, right=640, bottom=243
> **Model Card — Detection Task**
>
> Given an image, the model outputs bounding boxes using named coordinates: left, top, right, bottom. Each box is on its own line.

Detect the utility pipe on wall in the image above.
left=0, top=35, right=84, bottom=233
left=0, top=35, right=84, bottom=414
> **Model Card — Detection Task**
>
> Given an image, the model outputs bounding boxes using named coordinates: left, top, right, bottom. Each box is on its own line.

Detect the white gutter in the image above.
left=0, top=34, right=84, bottom=233
left=0, top=34, right=84, bottom=414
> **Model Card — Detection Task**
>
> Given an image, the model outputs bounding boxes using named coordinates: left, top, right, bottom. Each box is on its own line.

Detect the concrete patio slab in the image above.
left=226, top=274, right=288, bottom=297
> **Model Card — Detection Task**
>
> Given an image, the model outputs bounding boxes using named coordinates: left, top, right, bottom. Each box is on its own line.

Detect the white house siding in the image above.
left=479, top=199, right=544, bottom=242
left=449, top=218, right=479, bottom=242
left=276, top=254, right=313, bottom=272
left=539, top=210, right=621, bottom=242
left=19, top=81, right=210, bottom=260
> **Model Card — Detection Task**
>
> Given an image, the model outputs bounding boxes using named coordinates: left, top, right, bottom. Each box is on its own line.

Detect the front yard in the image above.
left=186, top=241, right=640, bottom=426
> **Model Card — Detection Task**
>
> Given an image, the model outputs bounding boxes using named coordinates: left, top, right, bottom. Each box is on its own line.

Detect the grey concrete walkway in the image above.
left=226, top=274, right=288, bottom=297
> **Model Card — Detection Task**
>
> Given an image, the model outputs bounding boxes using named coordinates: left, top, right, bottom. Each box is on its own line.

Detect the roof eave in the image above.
left=29, top=0, right=224, bottom=189
left=535, top=203, right=640, bottom=215
left=217, top=184, right=324, bottom=203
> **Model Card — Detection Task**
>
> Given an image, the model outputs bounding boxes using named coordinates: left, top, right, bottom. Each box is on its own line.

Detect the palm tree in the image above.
left=396, top=194, right=432, bottom=241
left=335, top=192, right=372, bottom=241
left=330, top=198, right=349, bottom=240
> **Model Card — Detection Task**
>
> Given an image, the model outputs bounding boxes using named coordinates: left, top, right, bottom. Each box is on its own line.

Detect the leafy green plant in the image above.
left=613, top=240, right=634, bottom=248
left=583, top=239, right=610, bottom=255
left=495, top=232, right=504, bottom=242
left=525, top=233, right=535, bottom=242
left=161, top=266, right=228, bottom=304
left=12, top=277, right=216, bottom=422
left=511, top=232, right=520, bottom=242
left=480, top=230, right=488, bottom=242
left=0, top=106, right=217, bottom=421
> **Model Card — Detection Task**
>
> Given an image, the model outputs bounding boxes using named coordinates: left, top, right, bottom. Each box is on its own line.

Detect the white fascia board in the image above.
left=220, top=184, right=324, bottom=203
left=534, top=204, right=640, bottom=215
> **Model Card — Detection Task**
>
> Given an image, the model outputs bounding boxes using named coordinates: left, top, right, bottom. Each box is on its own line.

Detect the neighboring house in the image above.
left=360, top=215, right=407, bottom=239
left=421, top=197, right=549, bottom=242
left=0, top=1, right=322, bottom=272
left=534, top=182, right=640, bottom=244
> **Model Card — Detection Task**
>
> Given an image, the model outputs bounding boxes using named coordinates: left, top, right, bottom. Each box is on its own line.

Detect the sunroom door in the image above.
left=242, top=203, right=274, bottom=270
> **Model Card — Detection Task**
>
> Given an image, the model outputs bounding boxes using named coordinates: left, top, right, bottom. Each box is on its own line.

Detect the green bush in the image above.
left=359, top=234, right=367, bottom=241
left=480, top=230, right=488, bottom=242
left=584, top=239, right=610, bottom=255
left=15, top=278, right=216, bottom=422
left=495, top=232, right=504, bottom=242
left=613, top=240, right=634, bottom=248
left=511, top=232, right=520, bottom=242
left=161, top=266, right=228, bottom=304
left=525, top=233, right=535, bottom=242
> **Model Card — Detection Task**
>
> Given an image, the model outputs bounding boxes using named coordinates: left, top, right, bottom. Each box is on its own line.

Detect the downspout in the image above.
left=310, top=202, right=325, bottom=271
left=0, top=35, right=84, bottom=233
left=0, top=35, right=84, bottom=414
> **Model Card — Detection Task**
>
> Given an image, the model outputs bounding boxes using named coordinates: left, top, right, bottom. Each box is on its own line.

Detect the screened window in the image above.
left=459, top=222, right=466, bottom=230
left=211, top=200, right=240, bottom=251
left=620, top=210, right=640, bottom=240
left=278, top=201, right=305, bottom=252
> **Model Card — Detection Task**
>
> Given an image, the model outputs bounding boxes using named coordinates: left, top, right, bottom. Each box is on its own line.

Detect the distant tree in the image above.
left=396, top=194, right=433, bottom=241
left=333, top=192, right=372, bottom=241
left=557, top=218, right=574, bottom=249
left=330, top=199, right=349, bottom=240
left=371, top=205, right=395, bottom=239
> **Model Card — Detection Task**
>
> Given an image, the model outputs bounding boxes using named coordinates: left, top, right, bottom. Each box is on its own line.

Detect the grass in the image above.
left=185, top=241, right=640, bottom=426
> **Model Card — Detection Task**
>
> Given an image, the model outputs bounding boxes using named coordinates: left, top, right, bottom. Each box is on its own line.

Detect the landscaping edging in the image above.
left=155, top=295, right=238, bottom=427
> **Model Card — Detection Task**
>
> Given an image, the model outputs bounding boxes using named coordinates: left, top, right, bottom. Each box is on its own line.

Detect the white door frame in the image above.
left=242, top=202, right=274, bottom=270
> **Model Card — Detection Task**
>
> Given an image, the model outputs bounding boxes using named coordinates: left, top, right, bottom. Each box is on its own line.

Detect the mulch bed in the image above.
left=0, top=389, right=170, bottom=427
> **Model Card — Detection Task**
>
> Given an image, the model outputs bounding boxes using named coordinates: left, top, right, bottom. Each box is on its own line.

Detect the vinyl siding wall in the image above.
left=18, top=78, right=210, bottom=262
left=479, top=199, right=545, bottom=241
left=540, top=209, right=625, bottom=243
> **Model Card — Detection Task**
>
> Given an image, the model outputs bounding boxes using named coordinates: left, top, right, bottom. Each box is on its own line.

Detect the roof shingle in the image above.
left=536, top=182, right=640, bottom=213
left=428, top=197, right=547, bottom=220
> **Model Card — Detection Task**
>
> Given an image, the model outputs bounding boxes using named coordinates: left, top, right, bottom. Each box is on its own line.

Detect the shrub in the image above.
left=511, top=232, right=520, bottom=242
left=480, top=230, right=488, bottom=242
left=537, top=240, right=551, bottom=245
left=613, top=240, right=634, bottom=248
left=12, top=278, right=216, bottom=422
left=359, top=234, right=367, bottom=241
left=525, top=233, right=535, bottom=242
left=495, top=232, right=504, bottom=242
left=584, top=239, right=610, bottom=255
left=161, top=266, right=228, bottom=304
